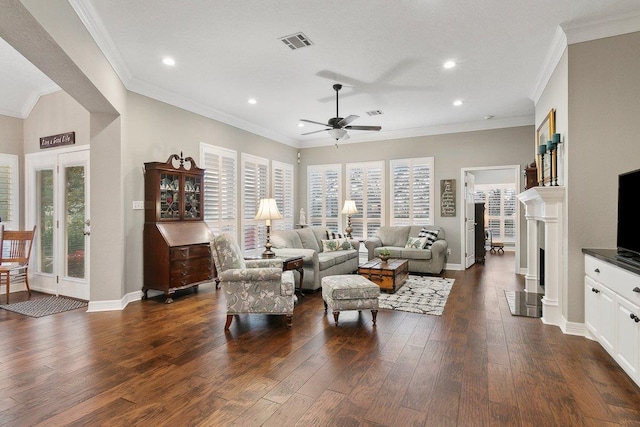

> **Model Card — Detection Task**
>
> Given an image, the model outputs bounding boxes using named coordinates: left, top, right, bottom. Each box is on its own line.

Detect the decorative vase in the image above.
left=379, top=254, right=390, bottom=262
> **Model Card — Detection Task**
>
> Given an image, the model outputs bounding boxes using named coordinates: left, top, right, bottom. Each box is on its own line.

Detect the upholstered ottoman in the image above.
left=322, top=275, right=380, bottom=326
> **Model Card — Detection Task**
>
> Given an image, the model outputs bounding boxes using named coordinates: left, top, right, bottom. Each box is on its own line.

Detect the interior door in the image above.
left=25, top=148, right=90, bottom=300
left=465, top=171, right=476, bottom=268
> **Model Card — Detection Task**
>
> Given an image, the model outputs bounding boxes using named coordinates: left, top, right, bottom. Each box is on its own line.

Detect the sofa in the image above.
left=270, top=226, right=360, bottom=291
left=364, top=225, right=447, bottom=274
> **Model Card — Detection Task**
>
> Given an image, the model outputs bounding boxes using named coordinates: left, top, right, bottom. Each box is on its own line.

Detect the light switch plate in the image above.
left=132, top=201, right=145, bottom=210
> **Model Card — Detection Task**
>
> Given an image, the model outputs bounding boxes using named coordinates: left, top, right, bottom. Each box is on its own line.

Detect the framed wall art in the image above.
left=440, top=179, right=456, bottom=217
left=536, top=109, right=555, bottom=185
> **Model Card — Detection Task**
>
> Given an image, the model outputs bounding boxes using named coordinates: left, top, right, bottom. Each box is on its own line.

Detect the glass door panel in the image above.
left=36, top=169, right=54, bottom=274
left=65, top=165, right=85, bottom=279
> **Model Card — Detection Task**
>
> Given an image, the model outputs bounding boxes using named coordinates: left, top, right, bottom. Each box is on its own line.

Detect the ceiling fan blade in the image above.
left=337, top=115, right=359, bottom=127
left=301, top=128, right=330, bottom=136
left=300, top=118, right=330, bottom=127
left=344, top=125, right=382, bottom=131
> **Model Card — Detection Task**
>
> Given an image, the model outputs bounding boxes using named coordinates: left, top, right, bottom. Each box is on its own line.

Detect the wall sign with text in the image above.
left=40, top=131, right=75, bottom=149
left=440, top=179, right=456, bottom=217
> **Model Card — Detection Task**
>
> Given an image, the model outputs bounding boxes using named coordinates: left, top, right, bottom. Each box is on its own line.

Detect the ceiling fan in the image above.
left=300, top=84, right=381, bottom=141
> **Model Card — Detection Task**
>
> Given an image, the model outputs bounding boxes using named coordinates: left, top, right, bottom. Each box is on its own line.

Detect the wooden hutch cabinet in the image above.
left=143, top=153, right=215, bottom=303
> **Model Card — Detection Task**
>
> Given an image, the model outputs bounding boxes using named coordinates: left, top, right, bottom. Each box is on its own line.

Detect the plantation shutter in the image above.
left=474, top=184, right=516, bottom=243
left=390, top=157, right=433, bottom=226
left=307, top=164, right=341, bottom=231
left=242, top=154, right=269, bottom=252
left=0, top=154, right=18, bottom=229
left=200, top=144, right=237, bottom=237
left=272, top=160, right=294, bottom=231
left=346, top=161, right=384, bottom=238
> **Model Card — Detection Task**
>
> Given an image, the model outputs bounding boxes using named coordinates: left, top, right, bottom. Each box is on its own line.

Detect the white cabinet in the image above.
left=584, top=253, right=640, bottom=388
left=584, top=275, right=615, bottom=353
left=616, top=296, right=640, bottom=379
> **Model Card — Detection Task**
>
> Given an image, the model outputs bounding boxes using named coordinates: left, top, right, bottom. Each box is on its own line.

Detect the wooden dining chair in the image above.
left=0, top=225, right=37, bottom=304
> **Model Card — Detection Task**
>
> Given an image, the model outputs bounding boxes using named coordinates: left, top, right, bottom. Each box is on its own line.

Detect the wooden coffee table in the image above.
left=358, top=258, right=409, bottom=293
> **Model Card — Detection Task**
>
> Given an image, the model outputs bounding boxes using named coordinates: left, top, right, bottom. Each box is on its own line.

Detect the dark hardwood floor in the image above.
left=2, top=253, right=640, bottom=426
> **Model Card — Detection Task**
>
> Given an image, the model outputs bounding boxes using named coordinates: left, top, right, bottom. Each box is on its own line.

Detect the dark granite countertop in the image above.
left=582, top=248, right=640, bottom=276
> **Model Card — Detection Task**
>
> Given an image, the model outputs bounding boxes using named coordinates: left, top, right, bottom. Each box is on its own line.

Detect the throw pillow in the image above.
left=321, top=238, right=352, bottom=252
left=405, top=236, right=428, bottom=249
left=418, top=228, right=439, bottom=249
left=325, top=230, right=345, bottom=240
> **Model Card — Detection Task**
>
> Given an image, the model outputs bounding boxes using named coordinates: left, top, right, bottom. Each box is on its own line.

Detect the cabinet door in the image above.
left=599, top=284, right=616, bottom=354
left=585, top=276, right=600, bottom=339
left=615, top=296, right=640, bottom=381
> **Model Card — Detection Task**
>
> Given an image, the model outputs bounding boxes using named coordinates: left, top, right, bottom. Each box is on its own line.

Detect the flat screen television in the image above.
left=617, top=168, right=640, bottom=265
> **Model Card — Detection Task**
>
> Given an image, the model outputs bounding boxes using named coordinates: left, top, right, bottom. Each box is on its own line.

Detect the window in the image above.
left=200, top=143, right=237, bottom=237
left=241, top=154, right=269, bottom=252
left=308, top=164, right=341, bottom=231
left=390, top=157, right=434, bottom=226
left=474, top=184, right=516, bottom=243
left=0, top=154, right=18, bottom=230
left=346, top=161, right=384, bottom=238
left=272, top=160, right=294, bottom=231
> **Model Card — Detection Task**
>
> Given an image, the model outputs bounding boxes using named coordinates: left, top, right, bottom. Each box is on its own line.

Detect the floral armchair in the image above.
left=211, top=233, right=295, bottom=330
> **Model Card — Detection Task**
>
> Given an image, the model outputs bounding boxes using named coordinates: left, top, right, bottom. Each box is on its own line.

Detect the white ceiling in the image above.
left=2, top=1, right=640, bottom=148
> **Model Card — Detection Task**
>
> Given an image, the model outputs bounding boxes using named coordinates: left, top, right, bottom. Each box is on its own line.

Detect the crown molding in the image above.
left=562, top=10, right=640, bottom=45
left=69, top=0, right=132, bottom=85
left=530, top=27, right=567, bottom=105
left=531, top=11, right=640, bottom=105
left=301, top=115, right=534, bottom=148
left=128, top=77, right=299, bottom=147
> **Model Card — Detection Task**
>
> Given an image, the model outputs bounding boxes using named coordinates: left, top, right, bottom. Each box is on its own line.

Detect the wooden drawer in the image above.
left=170, top=271, right=213, bottom=288
left=170, top=244, right=211, bottom=260
left=170, top=256, right=213, bottom=273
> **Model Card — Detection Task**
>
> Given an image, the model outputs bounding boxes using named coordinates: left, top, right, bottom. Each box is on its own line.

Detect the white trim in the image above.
left=561, top=320, right=587, bottom=337
left=530, top=27, right=567, bottom=105
left=87, top=290, right=144, bottom=312
left=562, top=10, right=640, bottom=45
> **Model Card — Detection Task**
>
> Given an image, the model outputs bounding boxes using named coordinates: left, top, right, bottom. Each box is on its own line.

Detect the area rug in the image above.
left=378, top=276, right=454, bottom=315
left=0, top=296, right=87, bottom=318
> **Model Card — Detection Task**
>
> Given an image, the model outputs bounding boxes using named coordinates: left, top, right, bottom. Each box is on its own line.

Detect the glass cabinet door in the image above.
left=183, top=175, right=201, bottom=219
left=160, top=173, right=180, bottom=219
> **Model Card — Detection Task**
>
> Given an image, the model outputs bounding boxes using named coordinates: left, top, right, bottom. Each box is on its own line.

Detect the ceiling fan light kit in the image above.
left=300, top=84, right=381, bottom=143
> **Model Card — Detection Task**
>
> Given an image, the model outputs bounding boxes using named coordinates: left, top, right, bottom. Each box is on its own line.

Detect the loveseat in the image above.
left=270, top=226, right=360, bottom=291
left=364, top=225, right=447, bottom=274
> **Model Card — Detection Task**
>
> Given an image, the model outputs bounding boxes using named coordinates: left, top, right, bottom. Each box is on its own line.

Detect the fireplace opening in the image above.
left=539, top=248, right=545, bottom=287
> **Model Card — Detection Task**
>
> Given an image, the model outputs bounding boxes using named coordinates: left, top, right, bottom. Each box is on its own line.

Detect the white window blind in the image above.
left=390, top=157, right=434, bottom=226
left=0, top=154, right=18, bottom=229
left=272, top=160, right=294, bottom=231
left=242, top=154, right=269, bottom=252
left=474, top=184, right=516, bottom=243
left=200, top=143, right=237, bottom=238
left=346, top=161, right=384, bottom=238
left=307, top=164, right=341, bottom=231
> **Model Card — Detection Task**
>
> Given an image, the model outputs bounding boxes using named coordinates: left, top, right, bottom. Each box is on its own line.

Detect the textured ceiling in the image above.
left=2, top=1, right=640, bottom=147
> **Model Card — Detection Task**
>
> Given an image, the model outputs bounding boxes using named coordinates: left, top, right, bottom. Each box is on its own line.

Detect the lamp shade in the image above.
left=341, top=200, right=358, bottom=215
left=254, top=198, right=283, bottom=225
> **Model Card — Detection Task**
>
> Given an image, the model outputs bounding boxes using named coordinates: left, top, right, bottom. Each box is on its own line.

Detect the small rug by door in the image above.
left=0, top=296, right=87, bottom=318
left=377, top=276, right=454, bottom=315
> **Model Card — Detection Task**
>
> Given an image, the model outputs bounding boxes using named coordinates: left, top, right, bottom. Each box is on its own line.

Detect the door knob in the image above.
left=83, top=231, right=90, bottom=236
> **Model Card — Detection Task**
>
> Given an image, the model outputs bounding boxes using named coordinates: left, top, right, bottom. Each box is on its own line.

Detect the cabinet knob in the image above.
left=594, top=268, right=600, bottom=273
left=591, top=288, right=600, bottom=294
left=630, top=313, right=640, bottom=323
left=633, top=287, right=640, bottom=293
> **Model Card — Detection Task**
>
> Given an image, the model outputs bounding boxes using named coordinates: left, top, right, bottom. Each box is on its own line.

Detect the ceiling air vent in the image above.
left=366, top=110, right=383, bottom=116
left=279, top=32, right=313, bottom=50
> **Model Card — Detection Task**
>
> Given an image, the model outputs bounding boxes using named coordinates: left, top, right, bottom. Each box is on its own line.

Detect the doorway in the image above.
left=460, top=165, right=521, bottom=273
left=25, top=147, right=90, bottom=300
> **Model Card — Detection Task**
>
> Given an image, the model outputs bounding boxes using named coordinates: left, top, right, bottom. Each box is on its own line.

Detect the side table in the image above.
left=280, top=256, right=305, bottom=297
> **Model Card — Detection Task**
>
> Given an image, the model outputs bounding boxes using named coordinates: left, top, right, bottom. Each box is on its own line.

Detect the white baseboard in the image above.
left=87, top=290, right=149, bottom=312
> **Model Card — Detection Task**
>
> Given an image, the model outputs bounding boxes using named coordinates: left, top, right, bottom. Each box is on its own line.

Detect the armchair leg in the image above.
left=224, top=314, right=233, bottom=330
left=371, top=310, right=378, bottom=326
left=285, top=315, right=293, bottom=327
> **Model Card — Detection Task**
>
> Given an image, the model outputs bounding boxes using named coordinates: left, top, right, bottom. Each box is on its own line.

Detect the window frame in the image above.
left=0, top=153, right=19, bottom=230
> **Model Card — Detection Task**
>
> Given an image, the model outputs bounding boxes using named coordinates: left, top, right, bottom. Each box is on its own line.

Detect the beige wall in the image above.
left=298, top=126, right=534, bottom=265
left=123, top=92, right=298, bottom=294
left=566, top=31, right=640, bottom=323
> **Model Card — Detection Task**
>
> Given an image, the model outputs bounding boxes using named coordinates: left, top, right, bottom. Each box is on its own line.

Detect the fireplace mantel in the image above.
left=517, top=186, right=566, bottom=326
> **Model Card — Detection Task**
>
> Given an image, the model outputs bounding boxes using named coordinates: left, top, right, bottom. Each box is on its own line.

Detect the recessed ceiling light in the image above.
left=162, top=57, right=175, bottom=66
left=298, top=122, right=304, bottom=127
left=453, top=100, right=463, bottom=106
left=444, top=60, right=456, bottom=69
left=248, top=98, right=257, bottom=105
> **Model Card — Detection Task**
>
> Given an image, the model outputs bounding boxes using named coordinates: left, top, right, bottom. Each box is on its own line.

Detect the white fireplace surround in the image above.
left=516, top=186, right=565, bottom=326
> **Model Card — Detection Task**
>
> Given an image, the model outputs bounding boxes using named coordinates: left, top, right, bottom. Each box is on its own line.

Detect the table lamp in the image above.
left=254, top=198, right=283, bottom=258
left=341, top=200, right=358, bottom=238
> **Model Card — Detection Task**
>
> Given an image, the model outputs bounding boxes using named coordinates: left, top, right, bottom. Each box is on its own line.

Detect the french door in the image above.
left=25, top=148, right=90, bottom=300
